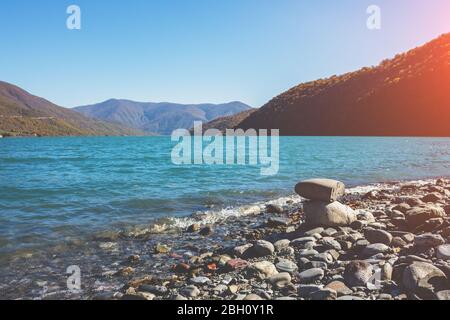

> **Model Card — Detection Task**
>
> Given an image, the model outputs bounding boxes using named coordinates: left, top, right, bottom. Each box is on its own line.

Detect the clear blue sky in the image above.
left=1, top=0, right=450, bottom=108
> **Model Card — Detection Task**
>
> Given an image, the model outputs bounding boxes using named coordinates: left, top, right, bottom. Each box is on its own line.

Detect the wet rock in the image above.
left=405, top=205, right=445, bottom=230
left=267, top=217, right=291, bottom=228
left=119, top=267, right=135, bottom=276
left=174, top=263, right=191, bottom=274
left=187, top=224, right=200, bottom=233
left=298, top=268, right=324, bottom=284
left=295, top=179, right=345, bottom=202
left=127, top=254, right=140, bottom=264
left=402, top=262, right=447, bottom=299
left=303, top=201, right=357, bottom=227
left=364, top=229, right=393, bottom=246
left=154, top=243, right=171, bottom=254
left=199, top=225, right=214, bottom=237
left=266, top=204, right=284, bottom=214
left=362, top=243, right=390, bottom=257
left=344, top=261, right=373, bottom=287
left=268, top=272, right=292, bottom=289
left=248, top=261, right=278, bottom=280
left=325, top=281, right=353, bottom=296
left=180, top=285, right=201, bottom=298
left=436, top=245, right=450, bottom=260
left=414, top=234, right=445, bottom=248
left=244, top=240, right=275, bottom=258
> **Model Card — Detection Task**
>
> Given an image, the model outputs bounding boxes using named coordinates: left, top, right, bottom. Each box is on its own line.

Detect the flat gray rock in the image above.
left=295, top=179, right=345, bottom=202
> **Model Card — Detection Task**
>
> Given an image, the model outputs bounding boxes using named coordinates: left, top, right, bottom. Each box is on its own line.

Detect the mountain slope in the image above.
left=234, top=33, right=450, bottom=136
left=74, top=100, right=252, bottom=135
left=0, top=81, right=145, bottom=137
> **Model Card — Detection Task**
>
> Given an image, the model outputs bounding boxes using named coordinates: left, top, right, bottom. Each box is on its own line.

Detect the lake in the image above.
left=1, top=136, right=450, bottom=255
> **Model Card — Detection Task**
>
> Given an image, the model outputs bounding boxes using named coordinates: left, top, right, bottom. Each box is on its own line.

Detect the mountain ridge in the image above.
left=204, top=32, right=450, bottom=136
left=74, top=99, right=252, bottom=135
left=0, top=81, right=146, bottom=137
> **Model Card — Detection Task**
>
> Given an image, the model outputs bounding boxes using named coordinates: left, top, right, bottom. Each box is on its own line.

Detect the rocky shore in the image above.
left=91, top=178, right=450, bottom=301
left=3, top=178, right=450, bottom=300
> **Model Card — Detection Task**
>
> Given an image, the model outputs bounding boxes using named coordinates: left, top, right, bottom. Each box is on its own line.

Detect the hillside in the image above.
left=74, top=100, right=252, bottom=135
left=228, top=33, right=450, bottom=136
left=0, top=82, right=145, bottom=137
left=198, top=108, right=257, bottom=133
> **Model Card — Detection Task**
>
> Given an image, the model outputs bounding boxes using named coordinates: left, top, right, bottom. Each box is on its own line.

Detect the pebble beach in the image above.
left=3, top=177, right=450, bottom=300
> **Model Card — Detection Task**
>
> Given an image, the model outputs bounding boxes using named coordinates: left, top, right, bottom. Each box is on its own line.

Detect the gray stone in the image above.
left=290, top=237, right=316, bottom=247
left=273, top=239, right=291, bottom=251
left=414, top=234, right=445, bottom=248
left=298, top=268, right=325, bottom=284
left=325, top=281, right=353, bottom=296
left=344, top=261, right=373, bottom=287
left=244, top=240, right=275, bottom=258
left=362, top=243, right=390, bottom=257
left=321, top=237, right=342, bottom=251
left=405, top=205, right=445, bottom=229
left=298, top=249, right=319, bottom=258
left=243, top=294, right=264, bottom=300
left=180, top=285, right=200, bottom=298
left=295, top=178, right=345, bottom=202
left=304, top=227, right=324, bottom=236
left=267, top=217, right=291, bottom=228
left=190, top=276, right=211, bottom=285
left=298, top=284, right=323, bottom=298
left=275, top=259, right=298, bottom=274
left=248, top=261, right=278, bottom=280
left=268, top=272, right=292, bottom=289
left=437, top=244, right=450, bottom=260
left=266, top=204, right=284, bottom=214
left=310, top=288, right=337, bottom=300
left=233, top=244, right=253, bottom=257
left=364, top=229, right=393, bottom=246
left=303, top=201, right=357, bottom=227
left=402, top=262, right=447, bottom=299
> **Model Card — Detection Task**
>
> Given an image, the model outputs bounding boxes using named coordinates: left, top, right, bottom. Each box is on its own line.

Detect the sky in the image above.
left=0, top=0, right=450, bottom=108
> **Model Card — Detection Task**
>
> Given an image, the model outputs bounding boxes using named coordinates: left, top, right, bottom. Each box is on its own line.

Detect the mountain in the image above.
left=215, top=33, right=450, bottom=136
left=0, top=81, right=145, bottom=137
left=74, top=100, right=252, bottom=135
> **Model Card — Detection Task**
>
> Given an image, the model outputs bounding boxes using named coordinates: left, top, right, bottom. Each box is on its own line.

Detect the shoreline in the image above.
left=2, top=177, right=450, bottom=300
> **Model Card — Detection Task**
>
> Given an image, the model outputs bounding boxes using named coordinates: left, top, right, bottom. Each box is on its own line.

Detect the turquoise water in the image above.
left=1, top=136, right=450, bottom=253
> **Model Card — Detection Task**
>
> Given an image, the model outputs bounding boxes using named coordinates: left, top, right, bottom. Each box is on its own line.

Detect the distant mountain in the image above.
left=0, top=81, right=145, bottom=137
left=211, top=33, right=450, bottom=136
left=74, top=100, right=252, bottom=135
